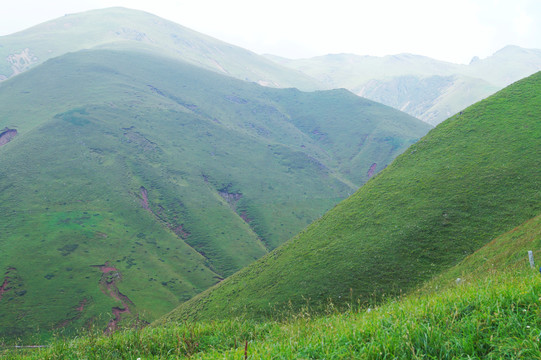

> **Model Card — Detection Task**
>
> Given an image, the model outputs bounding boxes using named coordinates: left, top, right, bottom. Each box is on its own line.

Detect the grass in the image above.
left=0, top=48, right=428, bottom=341
left=164, top=71, right=541, bottom=322
left=7, top=213, right=541, bottom=358
left=5, top=264, right=541, bottom=359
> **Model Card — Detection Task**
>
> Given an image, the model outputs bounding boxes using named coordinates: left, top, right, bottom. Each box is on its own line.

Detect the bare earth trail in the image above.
left=91, top=263, right=136, bottom=333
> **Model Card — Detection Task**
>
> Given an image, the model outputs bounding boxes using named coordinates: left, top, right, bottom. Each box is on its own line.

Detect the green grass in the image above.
left=0, top=48, right=427, bottom=341
left=163, top=71, right=541, bottom=323
left=426, top=214, right=541, bottom=292
left=5, top=212, right=541, bottom=359
left=5, top=261, right=541, bottom=358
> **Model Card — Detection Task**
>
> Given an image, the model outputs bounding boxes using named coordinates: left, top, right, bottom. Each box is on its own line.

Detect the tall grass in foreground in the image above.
left=4, top=267, right=541, bottom=359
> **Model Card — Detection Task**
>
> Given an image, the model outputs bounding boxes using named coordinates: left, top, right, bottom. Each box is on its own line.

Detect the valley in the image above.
left=0, top=6, right=539, bottom=358
left=0, top=45, right=428, bottom=340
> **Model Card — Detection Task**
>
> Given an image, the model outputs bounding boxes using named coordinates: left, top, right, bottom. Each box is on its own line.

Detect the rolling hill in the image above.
left=0, top=46, right=429, bottom=340
left=268, top=46, right=541, bottom=125
left=162, top=71, right=541, bottom=323
left=6, top=212, right=541, bottom=358
left=0, top=7, right=320, bottom=90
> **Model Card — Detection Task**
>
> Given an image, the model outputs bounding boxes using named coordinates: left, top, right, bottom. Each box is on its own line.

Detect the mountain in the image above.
left=0, top=45, right=429, bottom=340
left=161, top=71, right=541, bottom=323
left=18, top=215, right=541, bottom=358
left=0, top=7, right=320, bottom=90
left=267, top=46, right=541, bottom=125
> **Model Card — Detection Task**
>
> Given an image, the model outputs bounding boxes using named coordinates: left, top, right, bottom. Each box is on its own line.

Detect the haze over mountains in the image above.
left=0, top=8, right=430, bottom=339
left=268, top=46, right=541, bottom=125
left=2, top=7, right=541, bottom=128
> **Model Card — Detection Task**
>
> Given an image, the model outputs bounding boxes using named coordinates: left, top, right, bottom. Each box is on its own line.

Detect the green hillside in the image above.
left=0, top=48, right=427, bottom=341
left=268, top=46, right=541, bottom=124
left=6, top=214, right=541, bottom=358
left=0, top=7, right=320, bottom=90
left=426, top=214, right=541, bottom=291
left=163, top=71, right=541, bottom=323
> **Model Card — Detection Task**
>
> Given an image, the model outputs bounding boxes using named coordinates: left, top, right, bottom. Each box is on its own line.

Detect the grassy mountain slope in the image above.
left=268, top=47, right=541, bottom=124
left=426, top=214, right=541, bottom=291
left=162, top=71, right=541, bottom=323
left=7, top=215, right=541, bottom=358
left=0, top=48, right=428, bottom=340
left=0, top=7, right=320, bottom=90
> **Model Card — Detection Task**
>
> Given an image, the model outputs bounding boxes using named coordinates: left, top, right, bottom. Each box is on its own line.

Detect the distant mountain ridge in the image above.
left=4, top=7, right=537, bottom=128
left=267, top=46, right=541, bottom=124
left=0, top=7, right=321, bottom=90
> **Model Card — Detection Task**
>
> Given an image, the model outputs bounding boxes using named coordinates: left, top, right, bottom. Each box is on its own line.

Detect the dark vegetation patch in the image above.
left=123, top=127, right=158, bottom=151
left=55, top=108, right=90, bottom=126
left=57, top=243, right=79, bottom=256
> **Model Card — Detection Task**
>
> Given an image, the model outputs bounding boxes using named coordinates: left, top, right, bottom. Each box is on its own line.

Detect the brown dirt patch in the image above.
left=367, top=163, right=378, bottom=178
left=0, top=128, right=17, bottom=147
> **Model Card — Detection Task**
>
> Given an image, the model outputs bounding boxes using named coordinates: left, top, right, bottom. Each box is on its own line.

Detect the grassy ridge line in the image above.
left=0, top=7, right=322, bottom=90
left=162, top=71, right=541, bottom=322
left=6, top=266, right=541, bottom=358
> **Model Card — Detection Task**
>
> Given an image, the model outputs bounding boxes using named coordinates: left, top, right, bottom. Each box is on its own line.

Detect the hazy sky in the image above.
left=2, top=0, right=540, bottom=64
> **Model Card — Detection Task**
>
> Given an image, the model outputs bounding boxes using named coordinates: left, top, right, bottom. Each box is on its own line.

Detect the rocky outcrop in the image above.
left=6, top=48, right=38, bottom=76
left=219, top=190, right=242, bottom=210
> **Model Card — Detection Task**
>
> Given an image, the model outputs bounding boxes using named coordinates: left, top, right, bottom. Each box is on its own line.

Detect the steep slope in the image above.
left=0, top=48, right=428, bottom=340
left=268, top=47, right=541, bottom=124
left=425, top=214, right=541, bottom=291
left=9, top=215, right=541, bottom=358
left=0, top=7, right=320, bottom=89
left=162, top=72, right=541, bottom=323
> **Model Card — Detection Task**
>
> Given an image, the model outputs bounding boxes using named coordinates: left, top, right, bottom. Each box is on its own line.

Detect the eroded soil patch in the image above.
left=91, top=262, right=136, bottom=334
left=0, top=128, right=17, bottom=147
left=0, top=267, right=23, bottom=302
left=367, top=163, right=378, bottom=178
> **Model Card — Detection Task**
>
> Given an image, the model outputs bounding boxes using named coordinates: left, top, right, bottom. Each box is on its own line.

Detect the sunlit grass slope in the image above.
left=0, top=48, right=427, bottom=341
left=163, top=71, right=541, bottom=323
left=6, top=215, right=541, bottom=359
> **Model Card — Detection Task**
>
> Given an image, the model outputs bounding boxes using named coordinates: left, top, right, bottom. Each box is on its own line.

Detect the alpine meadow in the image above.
left=0, top=8, right=429, bottom=342
left=1, top=6, right=540, bottom=359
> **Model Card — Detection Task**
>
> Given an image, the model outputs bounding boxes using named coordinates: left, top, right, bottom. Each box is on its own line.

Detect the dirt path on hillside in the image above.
left=92, top=263, right=136, bottom=334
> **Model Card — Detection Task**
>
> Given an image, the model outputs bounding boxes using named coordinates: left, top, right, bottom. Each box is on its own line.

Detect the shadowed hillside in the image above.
left=162, top=71, right=541, bottom=323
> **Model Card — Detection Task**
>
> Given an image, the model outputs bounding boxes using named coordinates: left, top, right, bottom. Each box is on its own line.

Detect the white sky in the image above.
left=1, top=0, right=540, bottom=64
